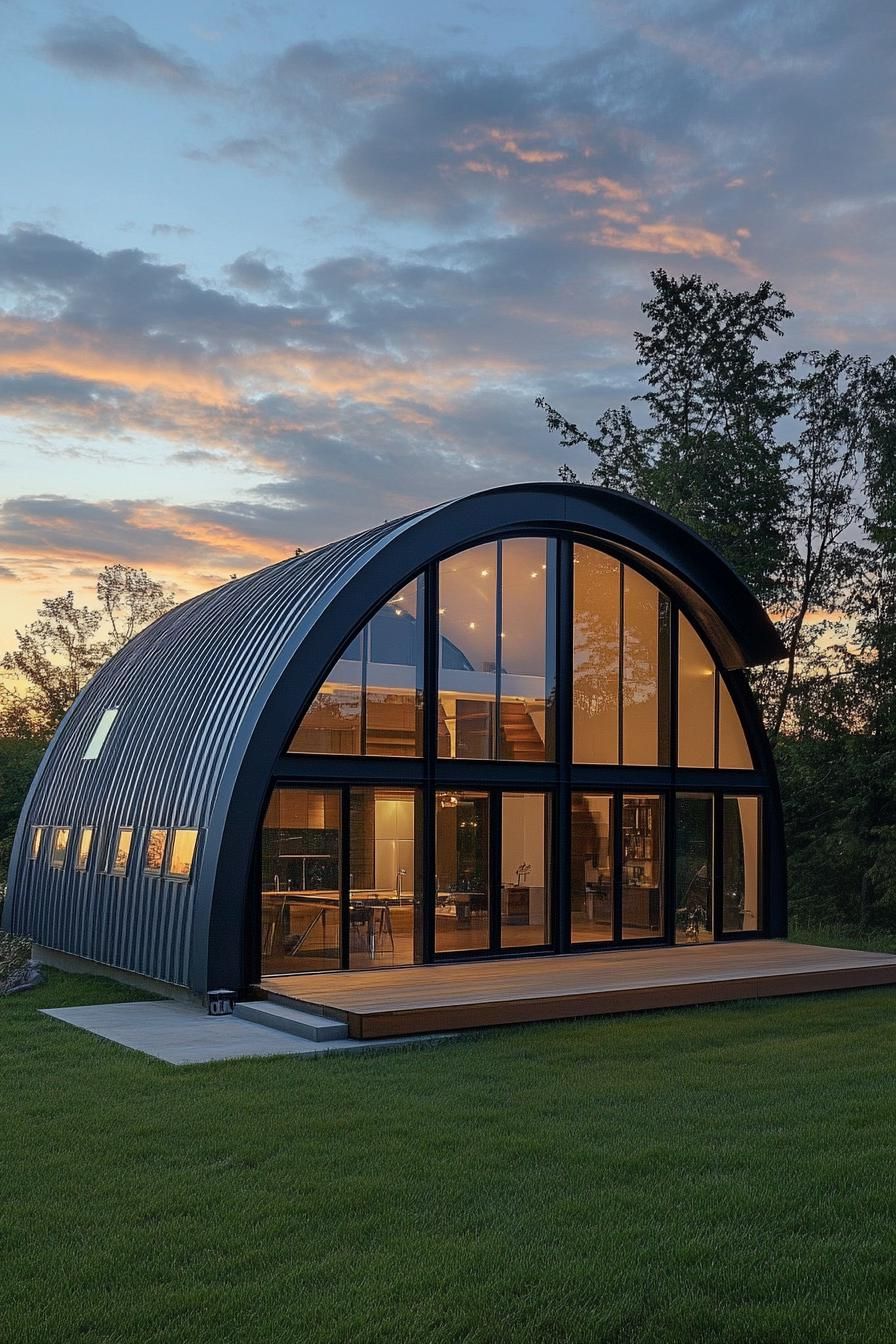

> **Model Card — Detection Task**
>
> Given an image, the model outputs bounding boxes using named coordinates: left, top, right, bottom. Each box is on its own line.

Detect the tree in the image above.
left=539, top=270, right=881, bottom=740
left=539, top=269, right=794, bottom=605
left=0, top=564, right=175, bottom=886
left=97, top=563, right=173, bottom=652
left=0, top=565, right=174, bottom=742
left=539, top=271, right=896, bottom=931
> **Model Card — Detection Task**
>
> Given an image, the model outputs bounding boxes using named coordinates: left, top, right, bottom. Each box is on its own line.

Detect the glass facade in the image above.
left=501, top=793, right=550, bottom=948
left=349, top=788, right=422, bottom=968
left=572, top=546, right=670, bottom=765
left=719, top=680, right=754, bottom=769
left=261, top=535, right=767, bottom=974
left=438, top=540, right=556, bottom=761
left=261, top=789, right=341, bottom=973
left=435, top=791, right=491, bottom=952
left=723, top=796, right=762, bottom=932
left=571, top=793, right=613, bottom=942
left=621, top=795, right=664, bottom=938
left=498, top=539, right=555, bottom=762
left=290, top=576, right=424, bottom=757
left=678, top=615, right=715, bottom=768
left=675, top=794, right=713, bottom=944
left=623, top=574, right=670, bottom=766
left=573, top=549, right=619, bottom=763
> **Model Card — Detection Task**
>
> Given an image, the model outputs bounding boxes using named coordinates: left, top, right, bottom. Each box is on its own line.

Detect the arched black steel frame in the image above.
left=249, top=529, right=782, bottom=983
left=4, top=483, right=786, bottom=995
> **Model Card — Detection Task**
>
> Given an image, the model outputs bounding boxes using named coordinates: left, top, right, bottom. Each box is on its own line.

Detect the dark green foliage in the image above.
left=0, top=732, right=45, bottom=890
left=541, top=270, right=794, bottom=605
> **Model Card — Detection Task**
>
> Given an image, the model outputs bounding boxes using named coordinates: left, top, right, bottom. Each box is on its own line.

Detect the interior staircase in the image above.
left=498, top=700, right=544, bottom=761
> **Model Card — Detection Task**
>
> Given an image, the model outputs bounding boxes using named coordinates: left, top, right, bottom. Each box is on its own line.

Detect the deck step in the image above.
left=234, top=1000, right=348, bottom=1041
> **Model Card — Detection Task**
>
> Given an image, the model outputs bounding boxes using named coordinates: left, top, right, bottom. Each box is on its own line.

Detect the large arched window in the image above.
left=271, top=533, right=765, bottom=974
left=288, top=536, right=755, bottom=772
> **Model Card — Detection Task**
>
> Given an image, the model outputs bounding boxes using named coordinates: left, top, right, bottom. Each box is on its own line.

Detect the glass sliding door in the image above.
left=261, top=788, right=341, bottom=974
left=621, top=794, right=664, bottom=939
left=570, top=794, right=613, bottom=942
left=500, top=793, right=550, bottom=948
left=723, top=796, right=763, bottom=932
left=349, top=788, right=422, bottom=969
left=435, top=791, right=491, bottom=952
left=675, top=794, right=713, bottom=944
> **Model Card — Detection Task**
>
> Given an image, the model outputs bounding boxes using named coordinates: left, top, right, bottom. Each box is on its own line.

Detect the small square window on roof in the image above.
left=30, top=826, right=44, bottom=860
left=167, top=828, right=199, bottom=881
left=83, top=708, right=119, bottom=761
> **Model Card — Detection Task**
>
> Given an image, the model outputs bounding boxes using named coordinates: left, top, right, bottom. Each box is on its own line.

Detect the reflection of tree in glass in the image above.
left=573, top=550, right=619, bottom=746
left=145, top=829, right=166, bottom=871
left=622, top=579, right=661, bottom=711
left=573, top=605, right=618, bottom=719
left=113, top=832, right=132, bottom=872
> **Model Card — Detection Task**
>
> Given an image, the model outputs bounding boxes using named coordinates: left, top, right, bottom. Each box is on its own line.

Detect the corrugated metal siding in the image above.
left=4, top=518, right=401, bottom=985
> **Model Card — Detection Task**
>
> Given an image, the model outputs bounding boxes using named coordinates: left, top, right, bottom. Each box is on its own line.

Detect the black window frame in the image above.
left=257, top=528, right=771, bottom=978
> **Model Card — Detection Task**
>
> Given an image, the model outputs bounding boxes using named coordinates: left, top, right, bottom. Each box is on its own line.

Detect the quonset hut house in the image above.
left=4, top=483, right=787, bottom=1006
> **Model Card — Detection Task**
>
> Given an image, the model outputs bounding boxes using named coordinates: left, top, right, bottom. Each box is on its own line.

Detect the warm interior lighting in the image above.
left=109, top=827, right=133, bottom=876
left=167, top=828, right=199, bottom=880
left=144, top=828, right=168, bottom=874
left=75, top=826, right=94, bottom=871
left=50, top=826, right=71, bottom=869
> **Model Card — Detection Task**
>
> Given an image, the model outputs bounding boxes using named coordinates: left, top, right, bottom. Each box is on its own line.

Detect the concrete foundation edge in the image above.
left=31, top=944, right=201, bottom=1005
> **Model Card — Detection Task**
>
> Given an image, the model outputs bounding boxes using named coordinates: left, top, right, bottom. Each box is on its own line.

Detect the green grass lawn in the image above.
left=2, top=967, right=896, bottom=1344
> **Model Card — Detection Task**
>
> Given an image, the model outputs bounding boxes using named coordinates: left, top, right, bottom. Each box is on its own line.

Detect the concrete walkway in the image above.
left=41, top=1000, right=446, bottom=1065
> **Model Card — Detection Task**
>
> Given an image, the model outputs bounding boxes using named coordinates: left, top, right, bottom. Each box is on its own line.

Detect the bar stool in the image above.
left=370, top=904, right=395, bottom=957
left=349, top=903, right=372, bottom=954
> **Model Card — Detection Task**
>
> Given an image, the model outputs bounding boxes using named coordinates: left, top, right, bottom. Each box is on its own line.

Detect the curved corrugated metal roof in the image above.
left=3, top=482, right=783, bottom=989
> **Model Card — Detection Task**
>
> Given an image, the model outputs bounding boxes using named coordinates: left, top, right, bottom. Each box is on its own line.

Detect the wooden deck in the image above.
left=261, top=940, right=896, bottom=1039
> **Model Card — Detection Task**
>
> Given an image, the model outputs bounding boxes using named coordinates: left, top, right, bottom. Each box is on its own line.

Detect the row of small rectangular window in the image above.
left=29, top=823, right=199, bottom=881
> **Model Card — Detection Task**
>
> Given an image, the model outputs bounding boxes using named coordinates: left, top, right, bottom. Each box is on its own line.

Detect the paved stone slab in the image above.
left=233, top=999, right=348, bottom=1040
left=41, top=1000, right=446, bottom=1065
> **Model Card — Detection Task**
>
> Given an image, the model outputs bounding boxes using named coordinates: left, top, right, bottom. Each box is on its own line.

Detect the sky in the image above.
left=1, top=0, right=894, bottom=649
